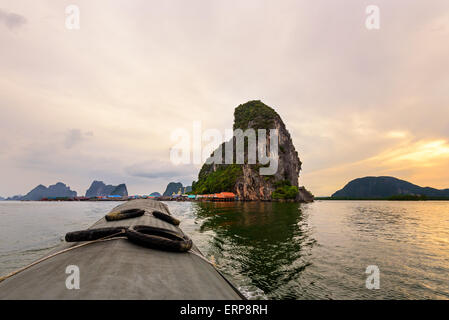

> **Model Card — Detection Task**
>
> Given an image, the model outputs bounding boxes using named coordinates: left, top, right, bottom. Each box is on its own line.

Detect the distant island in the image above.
left=1, top=180, right=128, bottom=201
left=149, top=192, right=161, bottom=197
left=319, top=176, right=449, bottom=200
left=21, top=182, right=77, bottom=201
left=4, top=195, right=23, bottom=201
left=85, top=181, right=128, bottom=198
left=0, top=180, right=194, bottom=202
left=162, top=182, right=192, bottom=196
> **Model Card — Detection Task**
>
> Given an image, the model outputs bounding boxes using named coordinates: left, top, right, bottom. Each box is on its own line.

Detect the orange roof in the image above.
left=221, top=192, right=235, bottom=197
left=198, top=192, right=235, bottom=198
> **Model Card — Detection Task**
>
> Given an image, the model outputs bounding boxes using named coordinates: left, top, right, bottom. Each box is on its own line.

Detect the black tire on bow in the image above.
left=152, top=210, right=180, bottom=226
left=105, top=208, right=145, bottom=221
left=65, top=227, right=126, bottom=242
left=125, top=225, right=192, bottom=252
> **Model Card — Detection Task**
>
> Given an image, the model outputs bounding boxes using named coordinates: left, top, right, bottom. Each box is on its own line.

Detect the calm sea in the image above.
left=1, top=200, right=448, bottom=299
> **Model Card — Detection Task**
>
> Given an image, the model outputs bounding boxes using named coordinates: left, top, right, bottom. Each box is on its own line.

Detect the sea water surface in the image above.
left=1, top=200, right=448, bottom=299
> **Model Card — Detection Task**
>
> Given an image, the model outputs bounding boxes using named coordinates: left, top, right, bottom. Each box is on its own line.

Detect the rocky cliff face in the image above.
left=112, top=184, right=128, bottom=197
left=163, top=182, right=183, bottom=196
left=85, top=181, right=128, bottom=197
left=21, top=182, right=77, bottom=200
left=162, top=182, right=193, bottom=196
left=192, top=100, right=313, bottom=202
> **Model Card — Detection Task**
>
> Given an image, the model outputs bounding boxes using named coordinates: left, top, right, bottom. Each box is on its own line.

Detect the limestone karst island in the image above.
left=191, top=100, right=314, bottom=202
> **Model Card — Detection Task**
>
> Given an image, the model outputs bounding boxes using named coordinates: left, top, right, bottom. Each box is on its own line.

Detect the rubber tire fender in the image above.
left=152, top=210, right=180, bottom=226
left=105, top=208, right=145, bottom=221
left=126, top=225, right=192, bottom=252
left=65, top=227, right=126, bottom=242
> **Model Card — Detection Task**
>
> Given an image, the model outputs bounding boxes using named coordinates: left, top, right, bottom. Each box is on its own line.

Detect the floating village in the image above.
left=39, top=191, right=238, bottom=202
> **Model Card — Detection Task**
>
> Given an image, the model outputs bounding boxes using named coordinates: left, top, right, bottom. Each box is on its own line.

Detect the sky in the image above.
left=0, top=0, right=448, bottom=197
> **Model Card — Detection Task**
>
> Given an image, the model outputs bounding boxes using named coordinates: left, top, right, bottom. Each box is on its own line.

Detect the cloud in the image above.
left=0, top=9, right=26, bottom=29
left=64, top=129, right=93, bottom=149
left=368, top=139, right=449, bottom=168
left=302, top=137, right=449, bottom=196
left=125, top=160, right=197, bottom=181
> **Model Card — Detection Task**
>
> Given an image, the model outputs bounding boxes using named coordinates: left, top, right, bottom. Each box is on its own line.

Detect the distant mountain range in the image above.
left=149, top=192, right=161, bottom=197
left=5, top=195, right=23, bottom=201
left=162, top=182, right=192, bottom=196
left=85, top=181, right=128, bottom=198
left=1, top=180, right=128, bottom=201
left=332, top=176, right=449, bottom=199
left=21, top=183, right=77, bottom=201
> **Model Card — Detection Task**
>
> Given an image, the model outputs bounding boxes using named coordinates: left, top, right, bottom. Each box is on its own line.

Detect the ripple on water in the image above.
left=1, top=200, right=449, bottom=299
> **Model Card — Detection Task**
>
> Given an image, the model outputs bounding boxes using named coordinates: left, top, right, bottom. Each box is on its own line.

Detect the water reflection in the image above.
left=193, top=201, right=316, bottom=299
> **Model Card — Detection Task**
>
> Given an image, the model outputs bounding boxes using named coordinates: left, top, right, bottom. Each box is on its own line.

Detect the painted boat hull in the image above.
left=0, top=199, right=243, bottom=300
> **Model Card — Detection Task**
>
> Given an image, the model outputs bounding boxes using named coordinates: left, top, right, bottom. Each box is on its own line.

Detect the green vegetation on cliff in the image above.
left=192, top=164, right=242, bottom=194
left=233, top=100, right=279, bottom=130
left=271, top=180, right=299, bottom=200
